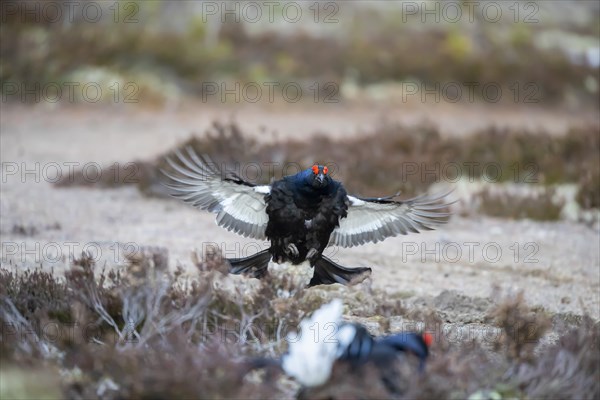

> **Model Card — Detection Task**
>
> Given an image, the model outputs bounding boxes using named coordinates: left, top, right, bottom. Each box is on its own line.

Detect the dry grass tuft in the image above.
left=489, top=291, right=551, bottom=363
left=475, top=187, right=565, bottom=221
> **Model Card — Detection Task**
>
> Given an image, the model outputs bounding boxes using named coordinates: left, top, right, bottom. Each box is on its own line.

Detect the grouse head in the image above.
left=305, top=164, right=331, bottom=189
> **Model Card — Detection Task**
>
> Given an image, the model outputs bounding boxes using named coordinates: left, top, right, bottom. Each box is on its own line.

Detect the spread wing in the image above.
left=329, top=191, right=454, bottom=248
left=161, top=147, right=270, bottom=240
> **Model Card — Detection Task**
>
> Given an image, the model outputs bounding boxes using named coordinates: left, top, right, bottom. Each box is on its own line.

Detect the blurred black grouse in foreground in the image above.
left=163, top=148, right=452, bottom=286
left=246, top=299, right=432, bottom=395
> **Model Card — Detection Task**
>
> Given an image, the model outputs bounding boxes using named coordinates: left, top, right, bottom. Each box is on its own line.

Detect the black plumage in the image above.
left=337, top=323, right=430, bottom=370
left=306, top=325, right=431, bottom=397
left=245, top=321, right=432, bottom=393
left=163, top=148, right=452, bottom=286
left=328, top=324, right=432, bottom=395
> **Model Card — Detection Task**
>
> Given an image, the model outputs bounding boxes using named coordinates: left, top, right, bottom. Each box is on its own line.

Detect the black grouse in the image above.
left=163, top=148, right=452, bottom=286
left=245, top=299, right=432, bottom=393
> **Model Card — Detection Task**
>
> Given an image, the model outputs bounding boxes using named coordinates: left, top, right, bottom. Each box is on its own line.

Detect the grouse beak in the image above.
left=316, top=173, right=325, bottom=184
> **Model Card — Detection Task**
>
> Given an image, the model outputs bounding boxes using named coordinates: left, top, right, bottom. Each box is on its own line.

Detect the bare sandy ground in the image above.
left=1, top=102, right=599, bottom=323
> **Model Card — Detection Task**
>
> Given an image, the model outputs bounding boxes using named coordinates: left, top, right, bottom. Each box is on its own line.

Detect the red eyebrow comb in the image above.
left=423, top=333, right=433, bottom=347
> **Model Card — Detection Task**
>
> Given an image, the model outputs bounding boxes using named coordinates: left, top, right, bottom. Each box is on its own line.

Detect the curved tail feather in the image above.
left=310, top=256, right=371, bottom=287
left=227, top=249, right=271, bottom=278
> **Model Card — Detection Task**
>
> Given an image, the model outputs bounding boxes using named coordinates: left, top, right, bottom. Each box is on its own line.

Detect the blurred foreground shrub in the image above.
left=1, top=253, right=598, bottom=399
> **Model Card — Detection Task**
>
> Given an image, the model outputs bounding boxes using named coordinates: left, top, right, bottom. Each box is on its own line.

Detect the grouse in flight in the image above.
left=163, top=148, right=452, bottom=286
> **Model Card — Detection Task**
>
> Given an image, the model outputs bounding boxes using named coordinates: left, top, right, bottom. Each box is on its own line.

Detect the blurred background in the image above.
left=2, top=0, right=600, bottom=107
left=2, top=0, right=599, bottom=217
